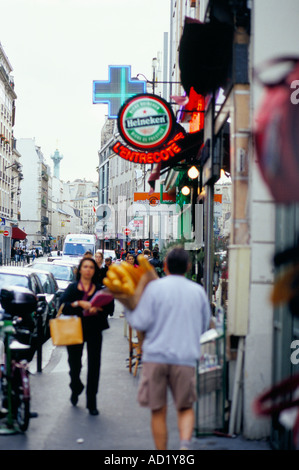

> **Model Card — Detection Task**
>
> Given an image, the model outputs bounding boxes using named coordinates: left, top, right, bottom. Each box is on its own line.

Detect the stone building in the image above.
left=16, top=138, right=51, bottom=248
left=0, top=42, right=23, bottom=259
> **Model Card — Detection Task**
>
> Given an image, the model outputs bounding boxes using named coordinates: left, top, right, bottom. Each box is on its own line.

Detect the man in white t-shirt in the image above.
left=123, top=246, right=211, bottom=451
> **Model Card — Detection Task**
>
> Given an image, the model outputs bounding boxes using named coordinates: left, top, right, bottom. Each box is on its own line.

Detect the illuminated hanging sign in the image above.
left=112, top=130, right=186, bottom=165
left=93, top=66, right=146, bottom=119
left=117, top=93, right=175, bottom=150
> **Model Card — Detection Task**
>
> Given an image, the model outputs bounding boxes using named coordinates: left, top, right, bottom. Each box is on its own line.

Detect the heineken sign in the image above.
left=117, top=94, right=175, bottom=150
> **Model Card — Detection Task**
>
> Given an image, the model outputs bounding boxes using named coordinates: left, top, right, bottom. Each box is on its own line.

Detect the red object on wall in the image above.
left=254, top=58, right=299, bottom=203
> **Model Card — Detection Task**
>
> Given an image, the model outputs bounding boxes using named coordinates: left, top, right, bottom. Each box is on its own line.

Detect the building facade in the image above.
left=16, top=138, right=52, bottom=248
left=97, top=117, right=152, bottom=249
left=164, top=0, right=299, bottom=448
left=0, top=42, right=23, bottom=259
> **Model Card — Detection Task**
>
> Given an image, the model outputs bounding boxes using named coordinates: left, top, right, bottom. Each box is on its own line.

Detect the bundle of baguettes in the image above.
left=103, top=255, right=154, bottom=296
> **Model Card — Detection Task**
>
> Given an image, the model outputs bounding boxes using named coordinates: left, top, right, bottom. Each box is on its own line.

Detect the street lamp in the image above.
left=152, top=57, right=158, bottom=94
left=133, top=54, right=181, bottom=97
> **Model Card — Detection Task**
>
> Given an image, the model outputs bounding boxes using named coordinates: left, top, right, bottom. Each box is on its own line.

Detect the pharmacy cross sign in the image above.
left=93, top=66, right=147, bottom=119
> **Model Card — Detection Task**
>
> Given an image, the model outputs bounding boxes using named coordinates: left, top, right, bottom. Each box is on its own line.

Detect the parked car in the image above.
left=101, top=250, right=117, bottom=263
left=25, top=268, right=60, bottom=322
left=26, top=260, right=77, bottom=292
left=28, top=246, right=44, bottom=257
left=52, top=258, right=79, bottom=269
left=47, top=250, right=62, bottom=262
left=0, top=266, right=50, bottom=348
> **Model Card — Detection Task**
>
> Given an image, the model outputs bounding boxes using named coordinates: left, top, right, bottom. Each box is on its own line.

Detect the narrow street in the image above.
left=0, top=302, right=271, bottom=452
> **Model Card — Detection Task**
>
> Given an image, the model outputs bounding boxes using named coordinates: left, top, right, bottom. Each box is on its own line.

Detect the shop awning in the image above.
left=12, top=227, right=27, bottom=240
left=179, top=16, right=233, bottom=97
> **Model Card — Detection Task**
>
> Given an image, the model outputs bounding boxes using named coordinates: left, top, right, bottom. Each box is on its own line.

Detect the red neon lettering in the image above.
left=128, top=151, right=135, bottom=162
left=172, top=143, right=181, bottom=153
left=113, top=142, right=121, bottom=153
left=146, top=153, right=153, bottom=164
left=113, top=139, right=185, bottom=164
left=139, top=153, right=147, bottom=164
left=173, top=132, right=185, bottom=141
left=160, top=150, right=169, bottom=161
left=120, top=146, right=130, bottom=159
left=153, top=152, right=161, bottom=163
left=165, top=145, right=175, bottom=157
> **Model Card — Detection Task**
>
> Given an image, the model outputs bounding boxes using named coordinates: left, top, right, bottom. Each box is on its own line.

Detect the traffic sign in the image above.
left=144, top=240, right=150, bottom=247
left=124, top=228, right=131, bottom=236
left=3, top=230, right=9, bottom=237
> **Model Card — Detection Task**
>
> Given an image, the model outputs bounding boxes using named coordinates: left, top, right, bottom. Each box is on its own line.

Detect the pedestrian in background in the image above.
left=95, top=250, right=103, bottom=268
left=143, top=249, right=151, bottom=259
left=95, top=250, right=107, bottom=286
left=149, top=249, right=163, bottom=277
left=59, top=257, right=114, bottom=415
left=117, top=246, right=211, bottom=450
left=126, top=253, right=137, bottom=267
left=15, top=247, right=20, bottom=262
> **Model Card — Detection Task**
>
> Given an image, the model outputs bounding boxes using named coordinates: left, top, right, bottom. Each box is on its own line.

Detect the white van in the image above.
left=62, top=234, right=97, bottom=263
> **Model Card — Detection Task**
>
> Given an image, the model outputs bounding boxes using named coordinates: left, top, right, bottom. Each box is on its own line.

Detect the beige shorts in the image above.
left=137, top=362, right=197, bottom=411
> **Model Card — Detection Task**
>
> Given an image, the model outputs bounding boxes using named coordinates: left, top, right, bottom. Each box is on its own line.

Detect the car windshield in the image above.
left=103, top=251, right=116, bottom=259
left=32, top=263, right=74, bottom=281
left=34, top=273, right=53, bottom=293
left=63, top=243, right=94, bottom=256
left=0, top=274, right=29, bottom=289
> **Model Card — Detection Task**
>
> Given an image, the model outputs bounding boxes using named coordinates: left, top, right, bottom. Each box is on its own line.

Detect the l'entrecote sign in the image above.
left=118, top=94, right=175, bottom=150
left=112, top=131, right=185, bottom=165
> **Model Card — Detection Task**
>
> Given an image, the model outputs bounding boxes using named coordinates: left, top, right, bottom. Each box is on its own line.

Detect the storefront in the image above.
left=173, top=0, right=299, bottom=448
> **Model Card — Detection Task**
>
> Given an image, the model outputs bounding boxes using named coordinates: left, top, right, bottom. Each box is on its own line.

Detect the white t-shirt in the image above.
left=125, top=275, right=211, bottom=367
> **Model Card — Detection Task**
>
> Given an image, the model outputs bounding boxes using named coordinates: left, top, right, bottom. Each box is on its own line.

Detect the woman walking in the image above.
left=95, top=250, right=107, bottom=286
left=59, top=257, right=114, bottom=415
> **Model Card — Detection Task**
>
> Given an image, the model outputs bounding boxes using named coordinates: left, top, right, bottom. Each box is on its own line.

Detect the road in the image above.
left=0, top=301, right=271, bottom=452
left=0, top=301, right=180, bottom=451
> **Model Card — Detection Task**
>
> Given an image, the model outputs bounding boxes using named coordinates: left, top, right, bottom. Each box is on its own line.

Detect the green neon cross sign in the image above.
left=93, top=66, right=147, bottom=119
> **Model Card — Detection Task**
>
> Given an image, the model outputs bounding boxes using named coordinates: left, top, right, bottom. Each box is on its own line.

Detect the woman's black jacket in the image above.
left=59, top=281, right=114, bottom=332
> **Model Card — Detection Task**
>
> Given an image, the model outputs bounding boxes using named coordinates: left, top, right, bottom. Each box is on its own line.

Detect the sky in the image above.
left=0, top=0, right=171, bottom=183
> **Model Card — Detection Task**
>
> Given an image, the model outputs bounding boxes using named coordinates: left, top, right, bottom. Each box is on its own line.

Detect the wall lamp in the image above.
left=187, top=166, right=200, bottom=179
left=133, top=73, right=181, bottom=86
left=11, top=172, right=24, bottom=181
left=5, top=162, right=21, bottom=170
left=181, top=186, right=191, bottom=196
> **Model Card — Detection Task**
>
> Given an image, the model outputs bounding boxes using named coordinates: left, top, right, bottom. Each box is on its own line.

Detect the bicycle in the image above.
left=0, top=286, right=37, bottom=434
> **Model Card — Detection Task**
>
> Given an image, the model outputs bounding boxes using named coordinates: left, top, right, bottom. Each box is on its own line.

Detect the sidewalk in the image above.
left=31, top=300, right=272, bottom=451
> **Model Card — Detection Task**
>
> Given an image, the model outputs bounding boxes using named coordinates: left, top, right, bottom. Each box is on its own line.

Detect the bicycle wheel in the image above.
left=12, top=367, right=30, bottom=432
